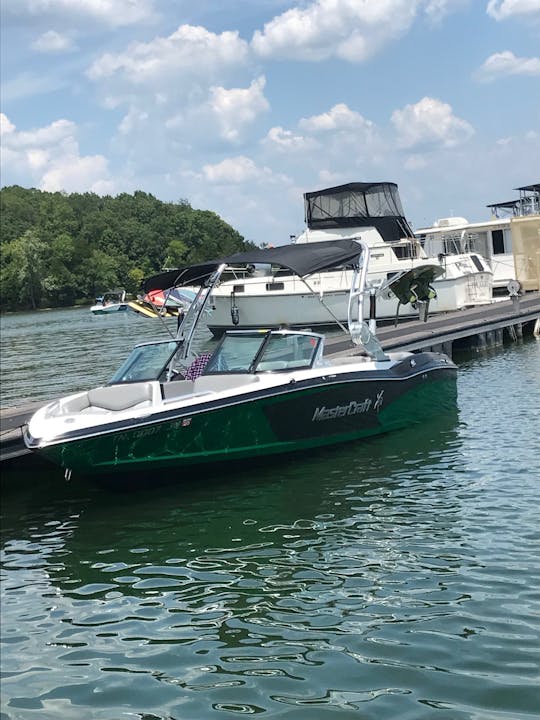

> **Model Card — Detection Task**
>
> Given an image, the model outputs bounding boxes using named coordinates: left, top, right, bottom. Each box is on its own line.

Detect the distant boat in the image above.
left=206, top=181, right=494, bottom=337
left=90, top=289, right=129, bottom=315
left=127, top=287, right=198, bottom=318
left=415, top=183, right=540, bottom=294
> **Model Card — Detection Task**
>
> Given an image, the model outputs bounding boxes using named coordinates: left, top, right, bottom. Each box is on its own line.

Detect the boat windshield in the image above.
left=202, top=331, right=323, bottom=374
left=256, top=332, right=322, bottom=371
left=109, top=340, right=180, bottom=383
left=203, top=333, right=266, bottom=373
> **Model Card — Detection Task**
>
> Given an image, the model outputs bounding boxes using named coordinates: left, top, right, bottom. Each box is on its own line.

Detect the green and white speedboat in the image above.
left=24, top=239, right=457, bottom=479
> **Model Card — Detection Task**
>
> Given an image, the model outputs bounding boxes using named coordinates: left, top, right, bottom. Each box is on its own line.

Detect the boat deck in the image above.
left=2, top=293, right=539, bottom=465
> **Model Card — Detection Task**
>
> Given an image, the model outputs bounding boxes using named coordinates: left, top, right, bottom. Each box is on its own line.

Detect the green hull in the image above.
left=38, top=374, right=457, bottom=477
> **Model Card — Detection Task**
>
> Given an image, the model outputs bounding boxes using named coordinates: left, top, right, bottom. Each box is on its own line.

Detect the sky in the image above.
left=1, top=0, right=539, bottom=246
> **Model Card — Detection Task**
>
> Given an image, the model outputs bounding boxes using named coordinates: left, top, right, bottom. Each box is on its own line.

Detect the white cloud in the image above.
left=31, top=30, right=75, bottom=53
left=118, top=108, right=149, bottom=135
left=202, top=156, right=269, bottom=184
left=264, top=126, right=315, bottom=151
left=2, top=0, right=155, bottom=27
left=2, top=118, right=77, bottom=149
left=391, top=97, right=474, bottom=149
left=487, top=0, right=540, bottom=21
left=87, top=24, right=255, bottom=169
left=209, top=76, right=269, bottom=142
left=88, top=25, right=249, bottom=85
left=41, top=155, right=113, bottom=193
left=299, top=103, right=374, bottom=133
left=251, top=0, right=419, bottom=62
left=0, top=113, right=16, bottom=136
left=476, top=51, right=540, bottom=80
left=259, top=103, right=384, bottom=191
left=0, top=114, right=113, bottom=194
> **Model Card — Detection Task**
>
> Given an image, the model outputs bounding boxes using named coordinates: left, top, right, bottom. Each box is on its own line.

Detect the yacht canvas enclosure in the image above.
left=303, top=182, right=415, bottom=242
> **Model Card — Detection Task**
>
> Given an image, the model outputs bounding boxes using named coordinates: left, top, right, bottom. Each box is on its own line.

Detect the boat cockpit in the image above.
left=109, top=329, right=327, bottom=386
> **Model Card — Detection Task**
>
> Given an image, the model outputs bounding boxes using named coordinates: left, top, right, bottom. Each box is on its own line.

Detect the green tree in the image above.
left=163, top=238, right=188, bottom=268
left=0, top=186, right=253, bottom=311
left=78, top=249, right=120, bottom=298
left=1, top=229, right=47, bottom=309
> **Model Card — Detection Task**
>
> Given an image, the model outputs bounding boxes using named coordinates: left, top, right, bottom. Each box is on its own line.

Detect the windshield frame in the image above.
left=202, top=330, right=324, bottom=376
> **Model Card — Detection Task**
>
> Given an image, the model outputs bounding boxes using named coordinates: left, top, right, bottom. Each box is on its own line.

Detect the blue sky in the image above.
left=1, top=0, right=539, bottom=245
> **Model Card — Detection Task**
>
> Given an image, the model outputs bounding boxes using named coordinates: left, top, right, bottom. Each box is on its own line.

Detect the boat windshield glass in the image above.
left=203, top=331, right=322, bottom=374
left=109, top=340, right=180, bottom=383
left=255, top=333, right=321, bottom=371
left=203, top=334, right=266, bottom=374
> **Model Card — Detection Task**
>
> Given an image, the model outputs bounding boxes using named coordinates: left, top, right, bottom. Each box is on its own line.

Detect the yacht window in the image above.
left=233, top=285, right=245, bottom=293
left=471, top=255, right=485, bottom=271
left=393, top=244, right=419, bottom=259
left=492, top=229, right=505, bottom=254
left=266, top=282, right=285, bottom=291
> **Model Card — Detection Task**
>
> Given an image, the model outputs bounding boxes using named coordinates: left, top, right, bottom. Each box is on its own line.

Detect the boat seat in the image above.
left=60, top=382, right=160, bottom=415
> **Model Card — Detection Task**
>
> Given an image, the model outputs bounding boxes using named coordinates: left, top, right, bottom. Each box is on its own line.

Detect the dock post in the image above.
left=472, top=332, right=487, bottom=352
left=442, top=341, right=453, bottom=357
left=534, top=318, right=540, bottom=338
left=516, top=323, right=523, bottom=339
left=417, top=300, right=429, bottom=323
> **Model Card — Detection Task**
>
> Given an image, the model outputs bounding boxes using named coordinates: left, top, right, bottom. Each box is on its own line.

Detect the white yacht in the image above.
left=207, top=182, right=493, bottom=337
left=415, top=183, right=540, bottom=294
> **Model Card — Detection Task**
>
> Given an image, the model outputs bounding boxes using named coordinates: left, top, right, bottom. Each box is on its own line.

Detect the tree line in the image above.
left=0, top=186, right=254, bottom=311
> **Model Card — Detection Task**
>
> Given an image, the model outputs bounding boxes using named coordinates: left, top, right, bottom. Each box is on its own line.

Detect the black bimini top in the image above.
left=304, top=181, right=414, bottom=242
left=143, top=238, right=364, bottom=292
left=515, top=183, right=540, bottom=193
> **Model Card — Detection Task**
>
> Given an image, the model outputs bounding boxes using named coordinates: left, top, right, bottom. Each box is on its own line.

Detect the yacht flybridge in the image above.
left=24, top=239, right=457, bottom=481
left=206, top=182, right=493, bottom=336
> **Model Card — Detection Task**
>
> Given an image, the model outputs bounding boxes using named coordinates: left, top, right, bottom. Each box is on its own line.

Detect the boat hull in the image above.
left=30, top=360, right=457, bottom=478
left=207, top=267, right=492, bottom=336
left=90, top=303, right=129, bottom=314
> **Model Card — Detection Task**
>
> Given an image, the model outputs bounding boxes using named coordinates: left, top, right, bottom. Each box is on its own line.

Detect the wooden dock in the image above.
left=325, top=291, right=540, bottom=357
left=2, top=292, right=539, bottom=465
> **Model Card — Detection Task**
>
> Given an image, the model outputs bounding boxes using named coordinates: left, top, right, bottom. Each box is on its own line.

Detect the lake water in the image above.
left=1, top=308, right=540, bottom=719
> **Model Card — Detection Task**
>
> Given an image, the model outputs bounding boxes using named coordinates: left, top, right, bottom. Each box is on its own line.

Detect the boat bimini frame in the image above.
left=151, top=238, right=391, bottom=370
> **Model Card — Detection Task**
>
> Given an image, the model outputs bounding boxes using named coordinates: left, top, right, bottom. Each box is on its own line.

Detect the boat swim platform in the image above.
left=1, top=292, right=539, bottom=466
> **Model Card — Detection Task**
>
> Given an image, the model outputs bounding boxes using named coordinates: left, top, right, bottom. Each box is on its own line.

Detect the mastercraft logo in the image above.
left=312, top=391, right=384, bottom=421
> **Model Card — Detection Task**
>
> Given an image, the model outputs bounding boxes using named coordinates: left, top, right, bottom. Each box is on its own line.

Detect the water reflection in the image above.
left=2, top=416, right=482, bottom=719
